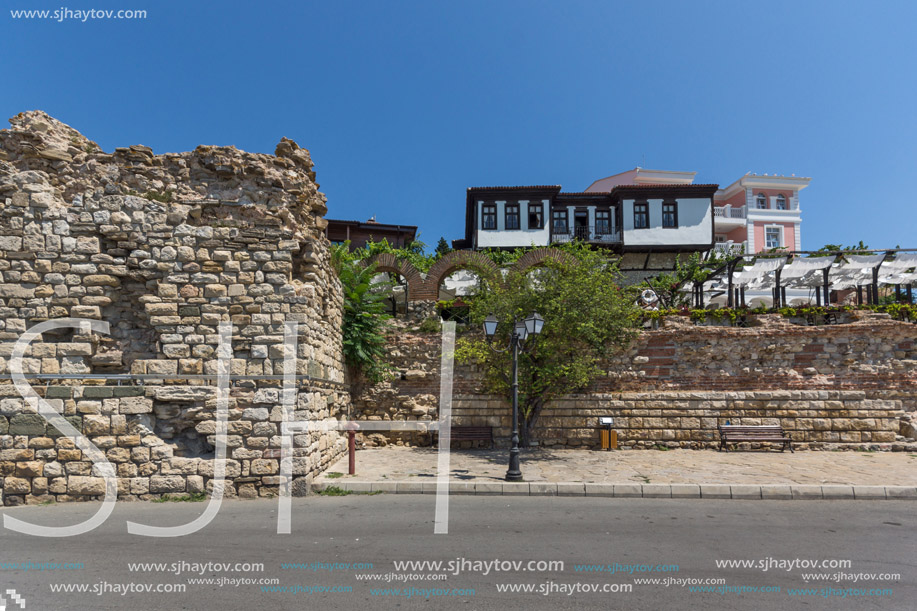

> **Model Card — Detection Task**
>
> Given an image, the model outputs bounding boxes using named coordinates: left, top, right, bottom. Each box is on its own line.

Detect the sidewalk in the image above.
left=314, top=447, right=917, bottom=499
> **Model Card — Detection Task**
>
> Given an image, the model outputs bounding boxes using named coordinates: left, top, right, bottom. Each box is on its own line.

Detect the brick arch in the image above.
left=510, top=247, right=577, bottom=275
left=363, top=253, right=424, bottom=301
left=418, top=251, right=501, bottom=301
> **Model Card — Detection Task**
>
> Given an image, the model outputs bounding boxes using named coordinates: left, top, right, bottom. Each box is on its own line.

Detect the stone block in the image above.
left=642, top=484, right=672, bottom=498
left=82, top=275, right=120, bottom=287
left=731, top=485, right=762, bottom=499
left=112, top=386, right=145, bottom=398
left=81, top=415, right=110, bottom=435
left=699, top=484, right=732, bottom=499
left=242, top=408, right=270, bottom=421
left=852, top=486, right=886, bottom=500
left=500, top=482, right=529, bottom=495
left=47, top=416, right=83, bottom=438
left=204, top=284, right=227, bottom=298
left=557, top=482, right=586, bottom=496
left=448, top=482, right=475, bottom=495
left=130, top=478, right=150, bottom=495
left=119, top=397, right=153, bottom=414
left=0, top=236, right=23, bottom=251
left=71, top=305, right=101, bottom=319
left=584, top=483, right=615, bottom=497
left=15, top=461, right=44, bottom=477
left=670, top=484, right=700, bottom=498
left=145, top=360, right=178, bottom=375
left=821, top=485, right=854, bottom=500
left=150, top=475, right=186, bottom=493
left=529, top=482, right=557, bottom=495
left=145, top=303, right=178, bottom=316
left=82, top=386, right=114, bottom=399
left=395, top=482, right=423, bottom=494
left=187, top=476, right=205, bottom=494
left=162, top=457, right=199, bottom=475
left=761, top=485, right=793, bottom=500
left=9, top=413, right=46, bottom=435
left=154, top=386, right=213, bottom=402
left=68, top=476, right=106, bottom=496
left=791, top=485, right=823, bottom=500
left=250, top=459, right=279, bottom=475
left=4, top=477, right=33, bottom=494
left=474, top=482, right=502, bottom=495
left=45, top=386, right=73, bottom=399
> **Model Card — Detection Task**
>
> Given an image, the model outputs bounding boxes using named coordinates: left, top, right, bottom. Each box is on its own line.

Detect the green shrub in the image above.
left=332, top=245, right=393, bottom=383
left=417, top=316, right=442, bottom=333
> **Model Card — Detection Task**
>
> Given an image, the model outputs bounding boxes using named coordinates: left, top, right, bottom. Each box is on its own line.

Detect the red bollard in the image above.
left=348, top=430, right=356, bottom=475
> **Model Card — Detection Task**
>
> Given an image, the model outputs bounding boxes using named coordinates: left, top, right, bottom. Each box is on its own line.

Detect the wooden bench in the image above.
left=433, top=426, right=494, bottom=448
left=718, top=424, right=793, bottom=453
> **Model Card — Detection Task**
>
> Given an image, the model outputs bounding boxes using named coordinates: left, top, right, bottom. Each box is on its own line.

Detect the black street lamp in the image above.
left=483, top=312, right=545, bottom=481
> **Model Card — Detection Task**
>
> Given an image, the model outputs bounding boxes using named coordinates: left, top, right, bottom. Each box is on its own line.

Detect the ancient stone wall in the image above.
left=0, top=111, right=349, bottom=505
left=353, top=313, right=917, bottom=450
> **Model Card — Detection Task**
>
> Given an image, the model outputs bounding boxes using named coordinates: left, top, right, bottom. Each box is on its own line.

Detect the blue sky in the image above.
left=3, top=0, right=915, bottom=251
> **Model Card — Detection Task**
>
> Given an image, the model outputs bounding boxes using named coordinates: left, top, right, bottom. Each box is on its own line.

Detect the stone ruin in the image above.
left=0, top=111, right=348, bottom=505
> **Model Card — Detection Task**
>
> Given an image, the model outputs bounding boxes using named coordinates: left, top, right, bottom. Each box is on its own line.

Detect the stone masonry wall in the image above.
left=353, top=314, right=917, bottom=450
left=0, top=111, right=349, bottom=505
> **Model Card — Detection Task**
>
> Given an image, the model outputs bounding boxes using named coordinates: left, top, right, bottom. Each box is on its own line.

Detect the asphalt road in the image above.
left=0, top=497, right=913, bottom=610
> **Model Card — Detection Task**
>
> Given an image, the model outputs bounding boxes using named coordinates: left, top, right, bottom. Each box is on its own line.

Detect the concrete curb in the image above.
left=312, top=481, right=917, bottom=500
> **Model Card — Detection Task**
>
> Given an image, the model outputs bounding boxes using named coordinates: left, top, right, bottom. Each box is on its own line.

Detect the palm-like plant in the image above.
left=332, top=244, right=393, bottom=383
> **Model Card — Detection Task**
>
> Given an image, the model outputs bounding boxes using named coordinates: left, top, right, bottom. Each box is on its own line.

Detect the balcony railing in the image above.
left=713, top=205, right=746, bottom=220
left=713, top=240, right=747, bottom=256
left=551, top=225, right=621, bottom=244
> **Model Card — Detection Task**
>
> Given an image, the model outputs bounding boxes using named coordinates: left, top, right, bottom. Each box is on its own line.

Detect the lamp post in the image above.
left=483, top=312, right=545, bottom=481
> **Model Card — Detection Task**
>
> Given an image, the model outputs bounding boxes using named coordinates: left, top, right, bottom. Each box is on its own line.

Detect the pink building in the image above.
left=586, top=168, right=811, bottom=254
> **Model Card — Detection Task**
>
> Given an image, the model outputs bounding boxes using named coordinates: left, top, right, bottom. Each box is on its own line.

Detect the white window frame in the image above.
left=764, top=224, right=783, bottom=249
left=756, top=193, right=768, bottom=209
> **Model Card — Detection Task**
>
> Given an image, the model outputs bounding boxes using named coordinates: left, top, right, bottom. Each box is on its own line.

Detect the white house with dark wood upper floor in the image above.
left=453, top=181, right=718, bottom=254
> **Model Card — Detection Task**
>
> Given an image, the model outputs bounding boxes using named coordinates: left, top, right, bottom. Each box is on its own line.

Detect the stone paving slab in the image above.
left=313, top=447, right=917, bottom=500
left=321, top=446, right=917, bottom=484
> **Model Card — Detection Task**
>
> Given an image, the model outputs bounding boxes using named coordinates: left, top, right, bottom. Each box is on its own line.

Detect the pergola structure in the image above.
left=695, top=249, right=917, bottom=309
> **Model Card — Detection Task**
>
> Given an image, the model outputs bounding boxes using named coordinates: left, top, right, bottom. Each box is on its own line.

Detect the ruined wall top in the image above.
left=0, top=110, right=344, bottom=381
left=0, top=110, right=329, bottom=239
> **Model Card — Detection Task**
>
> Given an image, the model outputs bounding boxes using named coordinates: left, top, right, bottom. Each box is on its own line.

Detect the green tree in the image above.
left=813, top=241, right=870, bottom=256
left=435, top=237, right=451, bottom=257
left=331, top=244, right=393, bottom=383
left=351, top=237, right=436, bottom=272
left=642, top=251, right=728, bottom=309
left=456, top=243, right=640, bottom=445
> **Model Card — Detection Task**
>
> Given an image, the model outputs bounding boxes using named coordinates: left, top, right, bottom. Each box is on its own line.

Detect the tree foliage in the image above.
left=812, top=241, right=871, bottom=257
left=331, top=244, right=393, bottom=383
left=455, top=243, right=640, bottom=444
left=349, top=236, right=435, bottom=272
left=435, top=237, right=451, bottom=257
left=641, top=251, right=729, bottom=309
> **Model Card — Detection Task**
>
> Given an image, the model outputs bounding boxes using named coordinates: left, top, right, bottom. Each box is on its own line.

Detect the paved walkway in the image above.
left=320, top=447, right=917, bottom=486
